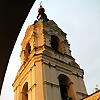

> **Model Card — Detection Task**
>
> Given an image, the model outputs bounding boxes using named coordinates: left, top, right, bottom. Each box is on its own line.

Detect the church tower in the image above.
left=13, top=5, right=87, bottom=100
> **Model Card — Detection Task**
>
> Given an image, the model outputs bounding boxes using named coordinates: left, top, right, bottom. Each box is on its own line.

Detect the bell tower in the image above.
left=13, top=5, right=87, bottom=100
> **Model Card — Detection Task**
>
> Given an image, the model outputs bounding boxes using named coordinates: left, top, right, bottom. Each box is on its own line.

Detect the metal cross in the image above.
left=40, top=1, right=42, bottom=6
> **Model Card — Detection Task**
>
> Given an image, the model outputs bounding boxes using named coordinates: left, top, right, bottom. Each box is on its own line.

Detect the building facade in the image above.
left=13, top=6, right=87, bottom=100
left=83, top=90, right=100, bottom=100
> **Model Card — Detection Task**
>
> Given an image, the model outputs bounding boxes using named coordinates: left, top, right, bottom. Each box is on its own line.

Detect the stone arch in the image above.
left=58, top=74, right=74, bottom=100
left=22, top=82, right=28, bottom=100
left=24, top=42, right=31, bottom=62
left=51, top=35, right=59, bottom=51
left=51, top=35, right=64, bottom=53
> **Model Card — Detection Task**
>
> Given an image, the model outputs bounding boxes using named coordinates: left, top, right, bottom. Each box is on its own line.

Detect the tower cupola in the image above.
left=37, top=2, right=49, bottom=22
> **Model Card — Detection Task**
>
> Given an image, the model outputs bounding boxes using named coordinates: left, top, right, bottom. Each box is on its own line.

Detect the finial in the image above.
left=37, top=2, right=49, bottom=22
left=40, top=1, right=42, bottom=7
left=38, top=1, right=45, bottom=14
left=96, top=84, right=98, bottom=88
left=93, top=85, right=99, bottom=93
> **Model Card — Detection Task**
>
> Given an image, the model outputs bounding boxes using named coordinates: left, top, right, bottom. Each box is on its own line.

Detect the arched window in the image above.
left=22, top=82, right=28, bottom=100
left=25, top=43, right=31, bottom=62
left=51, top=35, right=59, bottom=51
left=58, top=74, right=73, bottom=100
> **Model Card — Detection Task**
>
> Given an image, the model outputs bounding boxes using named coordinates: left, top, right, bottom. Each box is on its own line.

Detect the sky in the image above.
left=0, top=0, right=100, bottom=100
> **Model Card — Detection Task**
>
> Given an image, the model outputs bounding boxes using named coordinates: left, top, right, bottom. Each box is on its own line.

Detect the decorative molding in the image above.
left=27, top=83, right=37, bottom=93
left=44, top=81, right=59, bottom=88
left=77, top=91, right=87, bottom=97
left=72, top=72, right=83, bottom=78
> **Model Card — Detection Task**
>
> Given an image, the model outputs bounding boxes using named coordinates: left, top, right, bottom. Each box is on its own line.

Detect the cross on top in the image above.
left=40, top=1, right=42, bottom=6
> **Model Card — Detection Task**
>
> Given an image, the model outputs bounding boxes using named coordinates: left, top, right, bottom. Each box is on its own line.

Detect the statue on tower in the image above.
left=37, top=2, right=49, bottom=22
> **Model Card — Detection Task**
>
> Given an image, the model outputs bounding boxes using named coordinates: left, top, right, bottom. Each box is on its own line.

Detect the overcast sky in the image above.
left=0, top=0, right=100, bottom=100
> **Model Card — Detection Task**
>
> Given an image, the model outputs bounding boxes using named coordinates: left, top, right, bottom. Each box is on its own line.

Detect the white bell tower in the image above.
left=13, top=5, right=87, bottom=100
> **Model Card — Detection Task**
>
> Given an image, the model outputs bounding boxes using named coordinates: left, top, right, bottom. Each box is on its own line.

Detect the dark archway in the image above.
left=58, top=74, right=73, bottom=100
left=51, top=35, right=59, bottom=51
left=25, top=43, right=31, bottom=62
left=22, top=82, right=28, bottom=100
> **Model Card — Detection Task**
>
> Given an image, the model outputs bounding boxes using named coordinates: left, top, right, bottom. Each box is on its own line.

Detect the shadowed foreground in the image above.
left=0, top=0, right=36, bottom=94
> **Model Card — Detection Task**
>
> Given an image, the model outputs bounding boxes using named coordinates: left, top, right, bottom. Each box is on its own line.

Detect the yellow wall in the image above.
left=83, top=91, right=100, bottom=100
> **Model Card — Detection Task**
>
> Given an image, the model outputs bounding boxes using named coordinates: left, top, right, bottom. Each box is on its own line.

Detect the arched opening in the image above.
left=25, top=42, right=31, bottom=62
left=51, top=35, right=59, bottom=51
left=58, top=74, right=73, bottom=100
left=22, top=82, right=28, bottom=100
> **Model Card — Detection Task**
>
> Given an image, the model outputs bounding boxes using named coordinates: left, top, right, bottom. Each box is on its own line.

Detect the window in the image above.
left=22, top=82, right=28, bottom=100
left=25, top=43, right=31, bottom=62
left=51, top=35, right=59, bottom=51
left=58, top=74, right=72, bottom=100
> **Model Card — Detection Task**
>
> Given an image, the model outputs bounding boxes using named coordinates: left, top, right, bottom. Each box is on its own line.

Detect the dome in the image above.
left=38, top=5, right=45, bottom=14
